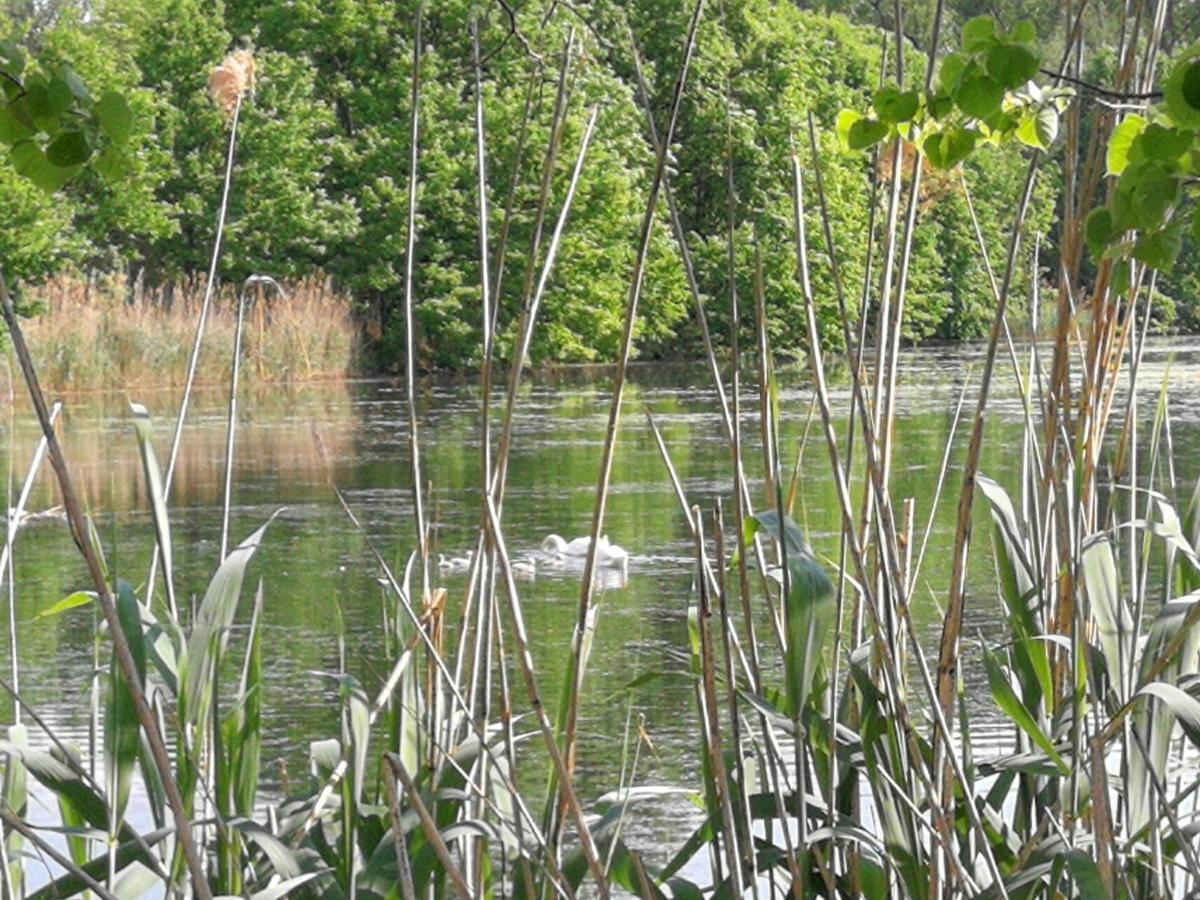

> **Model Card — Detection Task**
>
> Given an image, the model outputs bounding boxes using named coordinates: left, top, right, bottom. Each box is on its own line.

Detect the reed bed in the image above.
left=0, top=1, right=1196, bottom=898
left=11, top=275, right=358, bottom=393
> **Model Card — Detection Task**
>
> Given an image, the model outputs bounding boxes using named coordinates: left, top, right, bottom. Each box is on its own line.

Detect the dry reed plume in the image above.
left=208, top=49, right=255, bottom=115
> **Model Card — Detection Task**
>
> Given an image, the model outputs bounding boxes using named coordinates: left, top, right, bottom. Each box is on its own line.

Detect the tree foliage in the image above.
left=0, top=0, right=1086, bottom=369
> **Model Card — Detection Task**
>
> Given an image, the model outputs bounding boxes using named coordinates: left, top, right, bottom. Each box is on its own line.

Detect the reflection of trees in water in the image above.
left=0, top=381, right=358, bottom=512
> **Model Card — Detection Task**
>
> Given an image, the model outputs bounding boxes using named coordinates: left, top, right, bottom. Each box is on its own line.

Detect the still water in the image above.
left=2, top=340, right=1198, bottom=862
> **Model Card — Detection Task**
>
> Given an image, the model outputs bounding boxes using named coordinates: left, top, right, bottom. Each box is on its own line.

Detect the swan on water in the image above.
left=541, top=534, right=628, bottom=569
left=438, top=550, right=474, bottom=575
left=7, top=505, right=67, bottom=529
left=511, top=559, right=537, bottom=581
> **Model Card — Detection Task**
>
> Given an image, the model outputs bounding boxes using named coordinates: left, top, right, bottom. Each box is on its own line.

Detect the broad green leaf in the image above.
left=1137, top=123, right=1192, bottom=162
left=836, top=109, right=861, bottom=151
left=45, top=129, right=89, bottom=167
left=1106, top=114, right=1145, bottom=175
left=961, top=16, right=997, bottom=52
left=1009, top=21, right=1036, bottom=45
left=0, top=41, right=25, bottom=78
left=873, top=87, right=920, bottom=124
left=1164, top=51, right=1200, bottom=129
left=1016, top=106, right=1058, bottom=150
left=1111, top=159, right=1179, bottom=232
left=1085, top=207, right=1115, bottom=255
left=1132, top=222, right=1183, bottom=270
left=937, top=52, right=968, bottom=93
left=956, top=74, right=1004, bottom=119
left=924, top=126, right=976, bottom=168
left=24, top=75, right=71, bottom=125
left=0, top=105, right=33, bottom=145
left=848, top=116, right=888, bottom=150
left=986, top=43, right=1038, bottom=89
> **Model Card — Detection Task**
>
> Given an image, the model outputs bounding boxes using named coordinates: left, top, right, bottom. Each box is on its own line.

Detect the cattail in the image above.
left=208, top=49, right=256, bottom=115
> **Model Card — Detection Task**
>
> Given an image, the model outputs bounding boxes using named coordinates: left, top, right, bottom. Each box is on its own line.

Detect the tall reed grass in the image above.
left=0, top=0, right=1195, bottom=897
left=11, top=275, right=358, bottom=393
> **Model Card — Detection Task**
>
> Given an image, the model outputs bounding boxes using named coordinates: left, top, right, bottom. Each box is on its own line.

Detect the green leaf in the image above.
left=58, top=67, right=91, bottom=103
left=45, top=129, right=90, bottom=167
left=24, top=75, right=71, bottom=126
left=182, top=514, right=278, bottom=732
left=0, top=105, right=34, bottom=145
left=1081, top=535, right=1130, bottom=695
left=1164, top=52, right=1200, bottom=129
left=986, top=43, right=1038, bottom=89
left=961, top=16, right=997, bottom=52
left=956, top=74, right=1005, bottom=119
left=1106, top=114, right=1146, bottom=175
left=105, top=580, right=146, bottom=822
left=1132, top=222, right=1184, bottom=271
left=849, top=117, right=888, bottom=149
left=836, top=109, right=860, bottom=151
left=1138, top=123, right=1193, bottom=163
left=1016, top=106, right=1058, bottom=149
left=96, top=90, right=134, bottom=143
left=10, top=139, right=79, bottom=193
left=873, top=87, right=920, bottom=125
left=130, top=403, right=176, bottom=617
left=924, top=127, right=976, bottom=169
left=1138, top=682, right=1200, bottom=746
left=25, top=828, right=173, bottom=900
left=37, top=591, right=95, bottom=619
left=1062, top=849, right=1106, bottom=900
left=1111, top=159, right=1179, bottom=232
left=982, top=644, right=1069, bottom=774
left=1085, top=207, right=1116, bottom=256
left=838, top=109, right=888, bottom=151
left=1009, top=21, right=1037, bottom=46
left=937, top=52, right=968, bottom=93
left=0, top=41, right=26, bottom=78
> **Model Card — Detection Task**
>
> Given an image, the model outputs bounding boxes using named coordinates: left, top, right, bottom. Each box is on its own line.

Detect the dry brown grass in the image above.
left=12, top=274, right=360, bottom=393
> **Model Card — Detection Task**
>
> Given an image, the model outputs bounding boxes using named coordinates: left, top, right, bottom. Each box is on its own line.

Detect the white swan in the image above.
left=437, top=550, right=474, bottom=575
left=541, top=534, right=590, bottom=557
left=541, top=534, right=628, bottom=569
left=511, top=559, right=537, bottom=581
left=7, top=505, right=67, bottom=529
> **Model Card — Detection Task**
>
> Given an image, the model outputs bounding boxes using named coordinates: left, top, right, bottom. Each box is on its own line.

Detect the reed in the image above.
left=0, top=0, right=1198, bottom=897
left=9, top=274, right=359, bottom=394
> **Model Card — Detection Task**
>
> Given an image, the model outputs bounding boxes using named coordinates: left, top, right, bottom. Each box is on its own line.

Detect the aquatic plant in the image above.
left=0, top=1, right=1199, bottom=898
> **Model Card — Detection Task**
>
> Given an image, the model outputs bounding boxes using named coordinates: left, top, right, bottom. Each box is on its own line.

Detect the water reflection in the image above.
left=0, top=339, right=1197, bottom=864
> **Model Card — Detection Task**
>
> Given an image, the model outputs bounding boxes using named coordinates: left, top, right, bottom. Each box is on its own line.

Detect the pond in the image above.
left=2, top=338, right=1198, bottom=869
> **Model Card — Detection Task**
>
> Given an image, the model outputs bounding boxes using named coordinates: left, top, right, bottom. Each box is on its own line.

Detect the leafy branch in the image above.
left=0, top=37, right=134, bottom=193
left=839, top=23, right=1200, bottom=278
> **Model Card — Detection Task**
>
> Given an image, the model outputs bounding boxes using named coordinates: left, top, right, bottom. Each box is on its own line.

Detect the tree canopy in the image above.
left=4, top=0, right=1177, bottom=369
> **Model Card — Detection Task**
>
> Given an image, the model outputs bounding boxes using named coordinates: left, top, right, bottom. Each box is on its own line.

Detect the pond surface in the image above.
left=2, top=339, right=1199, bottom=866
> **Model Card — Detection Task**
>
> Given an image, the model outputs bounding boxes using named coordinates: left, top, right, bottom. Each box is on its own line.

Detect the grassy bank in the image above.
left=8, top=275, right=360, bottom=393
